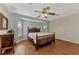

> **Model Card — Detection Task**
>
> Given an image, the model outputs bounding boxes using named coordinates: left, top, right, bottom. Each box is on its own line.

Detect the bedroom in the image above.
left=0, top=3, right=79, bottom=55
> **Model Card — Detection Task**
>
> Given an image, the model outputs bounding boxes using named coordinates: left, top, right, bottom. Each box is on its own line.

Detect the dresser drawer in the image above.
left=0, top=34, right=14, bottom=48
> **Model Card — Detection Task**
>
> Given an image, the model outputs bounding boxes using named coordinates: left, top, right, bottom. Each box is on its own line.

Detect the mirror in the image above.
left=0, top=13, right=8, bottom=30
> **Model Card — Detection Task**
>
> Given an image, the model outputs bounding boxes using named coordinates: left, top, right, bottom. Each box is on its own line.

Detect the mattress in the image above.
left=28, top=32, right=52, bottom=44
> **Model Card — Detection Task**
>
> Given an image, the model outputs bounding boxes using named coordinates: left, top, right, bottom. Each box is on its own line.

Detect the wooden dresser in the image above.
left=0, top=34, right=14, bottom=54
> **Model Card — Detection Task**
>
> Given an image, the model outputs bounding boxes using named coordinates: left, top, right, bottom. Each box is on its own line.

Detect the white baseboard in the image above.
left=56, top=37, right=79, bottom=44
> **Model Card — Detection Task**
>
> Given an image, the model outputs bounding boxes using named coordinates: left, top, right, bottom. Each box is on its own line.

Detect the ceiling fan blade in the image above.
left=36, top=15, right=41, bottom=18
left=48, top=13, right=56, bottom=15
left=34, top=11, right=41, bottom=13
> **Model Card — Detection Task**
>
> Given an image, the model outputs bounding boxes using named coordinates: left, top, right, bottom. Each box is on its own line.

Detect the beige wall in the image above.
left=0, top=4, right=9, bottom=18
left=0, top=4, right=10, bottom=32
left=49, top=13, right=79, bottom=44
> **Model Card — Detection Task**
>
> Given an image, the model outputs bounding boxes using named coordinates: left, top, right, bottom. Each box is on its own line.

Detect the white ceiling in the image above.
left=4, top=3, right=79, bottom=21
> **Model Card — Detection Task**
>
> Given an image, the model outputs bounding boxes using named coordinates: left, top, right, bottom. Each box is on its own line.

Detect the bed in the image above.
left=28, top=27, right=55, bottom=50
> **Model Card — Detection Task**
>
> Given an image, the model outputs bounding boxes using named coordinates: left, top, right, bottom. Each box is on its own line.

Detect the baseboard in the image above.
left=56, top=38, right=79, bottom=45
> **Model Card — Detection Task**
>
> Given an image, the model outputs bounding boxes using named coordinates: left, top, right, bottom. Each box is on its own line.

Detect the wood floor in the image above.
left=4, top=39, right=79, bottom=55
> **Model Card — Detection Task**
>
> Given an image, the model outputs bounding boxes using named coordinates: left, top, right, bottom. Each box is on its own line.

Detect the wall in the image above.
left=49, top=13, right=79, bottom=44
left=11, top=14, right=49, bottom=42
left=22, top=19, right=48, bottom=38
left=0, top=4, right=10, bottom=33
left=0, top=4, right=9, bottom=18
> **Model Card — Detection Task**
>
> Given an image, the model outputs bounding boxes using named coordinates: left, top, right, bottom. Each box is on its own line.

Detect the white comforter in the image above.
left=28, top=32, right=52, bottom=44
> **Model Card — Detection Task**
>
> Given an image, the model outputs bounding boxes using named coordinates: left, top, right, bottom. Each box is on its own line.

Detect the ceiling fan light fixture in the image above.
left=41, top=13, right=48, bottom=18
left=35, top=6, right=57, bottom=20
left=43, top=13, right=48, bottom=17
left=41, top=14, right=44, bottom=17
left=41, top=13, right=48, bottom=19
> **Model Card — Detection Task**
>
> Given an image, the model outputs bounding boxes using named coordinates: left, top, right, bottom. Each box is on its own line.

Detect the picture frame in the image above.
left=0, top=13, right=8, bottom=30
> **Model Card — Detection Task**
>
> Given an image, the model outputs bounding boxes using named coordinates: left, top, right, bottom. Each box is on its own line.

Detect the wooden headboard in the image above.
left=28, top=27, right=40, bottom=33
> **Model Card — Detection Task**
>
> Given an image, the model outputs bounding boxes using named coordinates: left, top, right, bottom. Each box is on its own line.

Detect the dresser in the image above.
left=0, top=34, right=14, bottom=54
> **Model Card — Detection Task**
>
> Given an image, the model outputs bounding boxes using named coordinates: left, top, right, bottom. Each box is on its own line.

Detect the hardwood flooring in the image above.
left=4, top=39, right=79, bottom=55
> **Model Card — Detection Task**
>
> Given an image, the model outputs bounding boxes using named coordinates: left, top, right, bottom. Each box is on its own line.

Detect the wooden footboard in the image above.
left=36, top=32, right=55, bottom=50
left=28, top=27, right=55, bottom=50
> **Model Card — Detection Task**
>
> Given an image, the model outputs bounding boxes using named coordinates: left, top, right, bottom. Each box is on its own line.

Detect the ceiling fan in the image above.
left=34, top=7, right=57, bottom=19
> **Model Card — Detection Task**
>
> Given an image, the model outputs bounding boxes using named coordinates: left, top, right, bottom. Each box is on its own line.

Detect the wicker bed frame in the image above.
left=28, top=27, right=55, bottom=50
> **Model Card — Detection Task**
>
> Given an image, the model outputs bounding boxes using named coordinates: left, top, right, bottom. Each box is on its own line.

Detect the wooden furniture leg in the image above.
left=0, top=48, right=2, bottom=55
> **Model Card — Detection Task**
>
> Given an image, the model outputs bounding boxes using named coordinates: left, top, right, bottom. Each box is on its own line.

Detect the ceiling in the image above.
left=4, top=3, right=79, bottom=21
